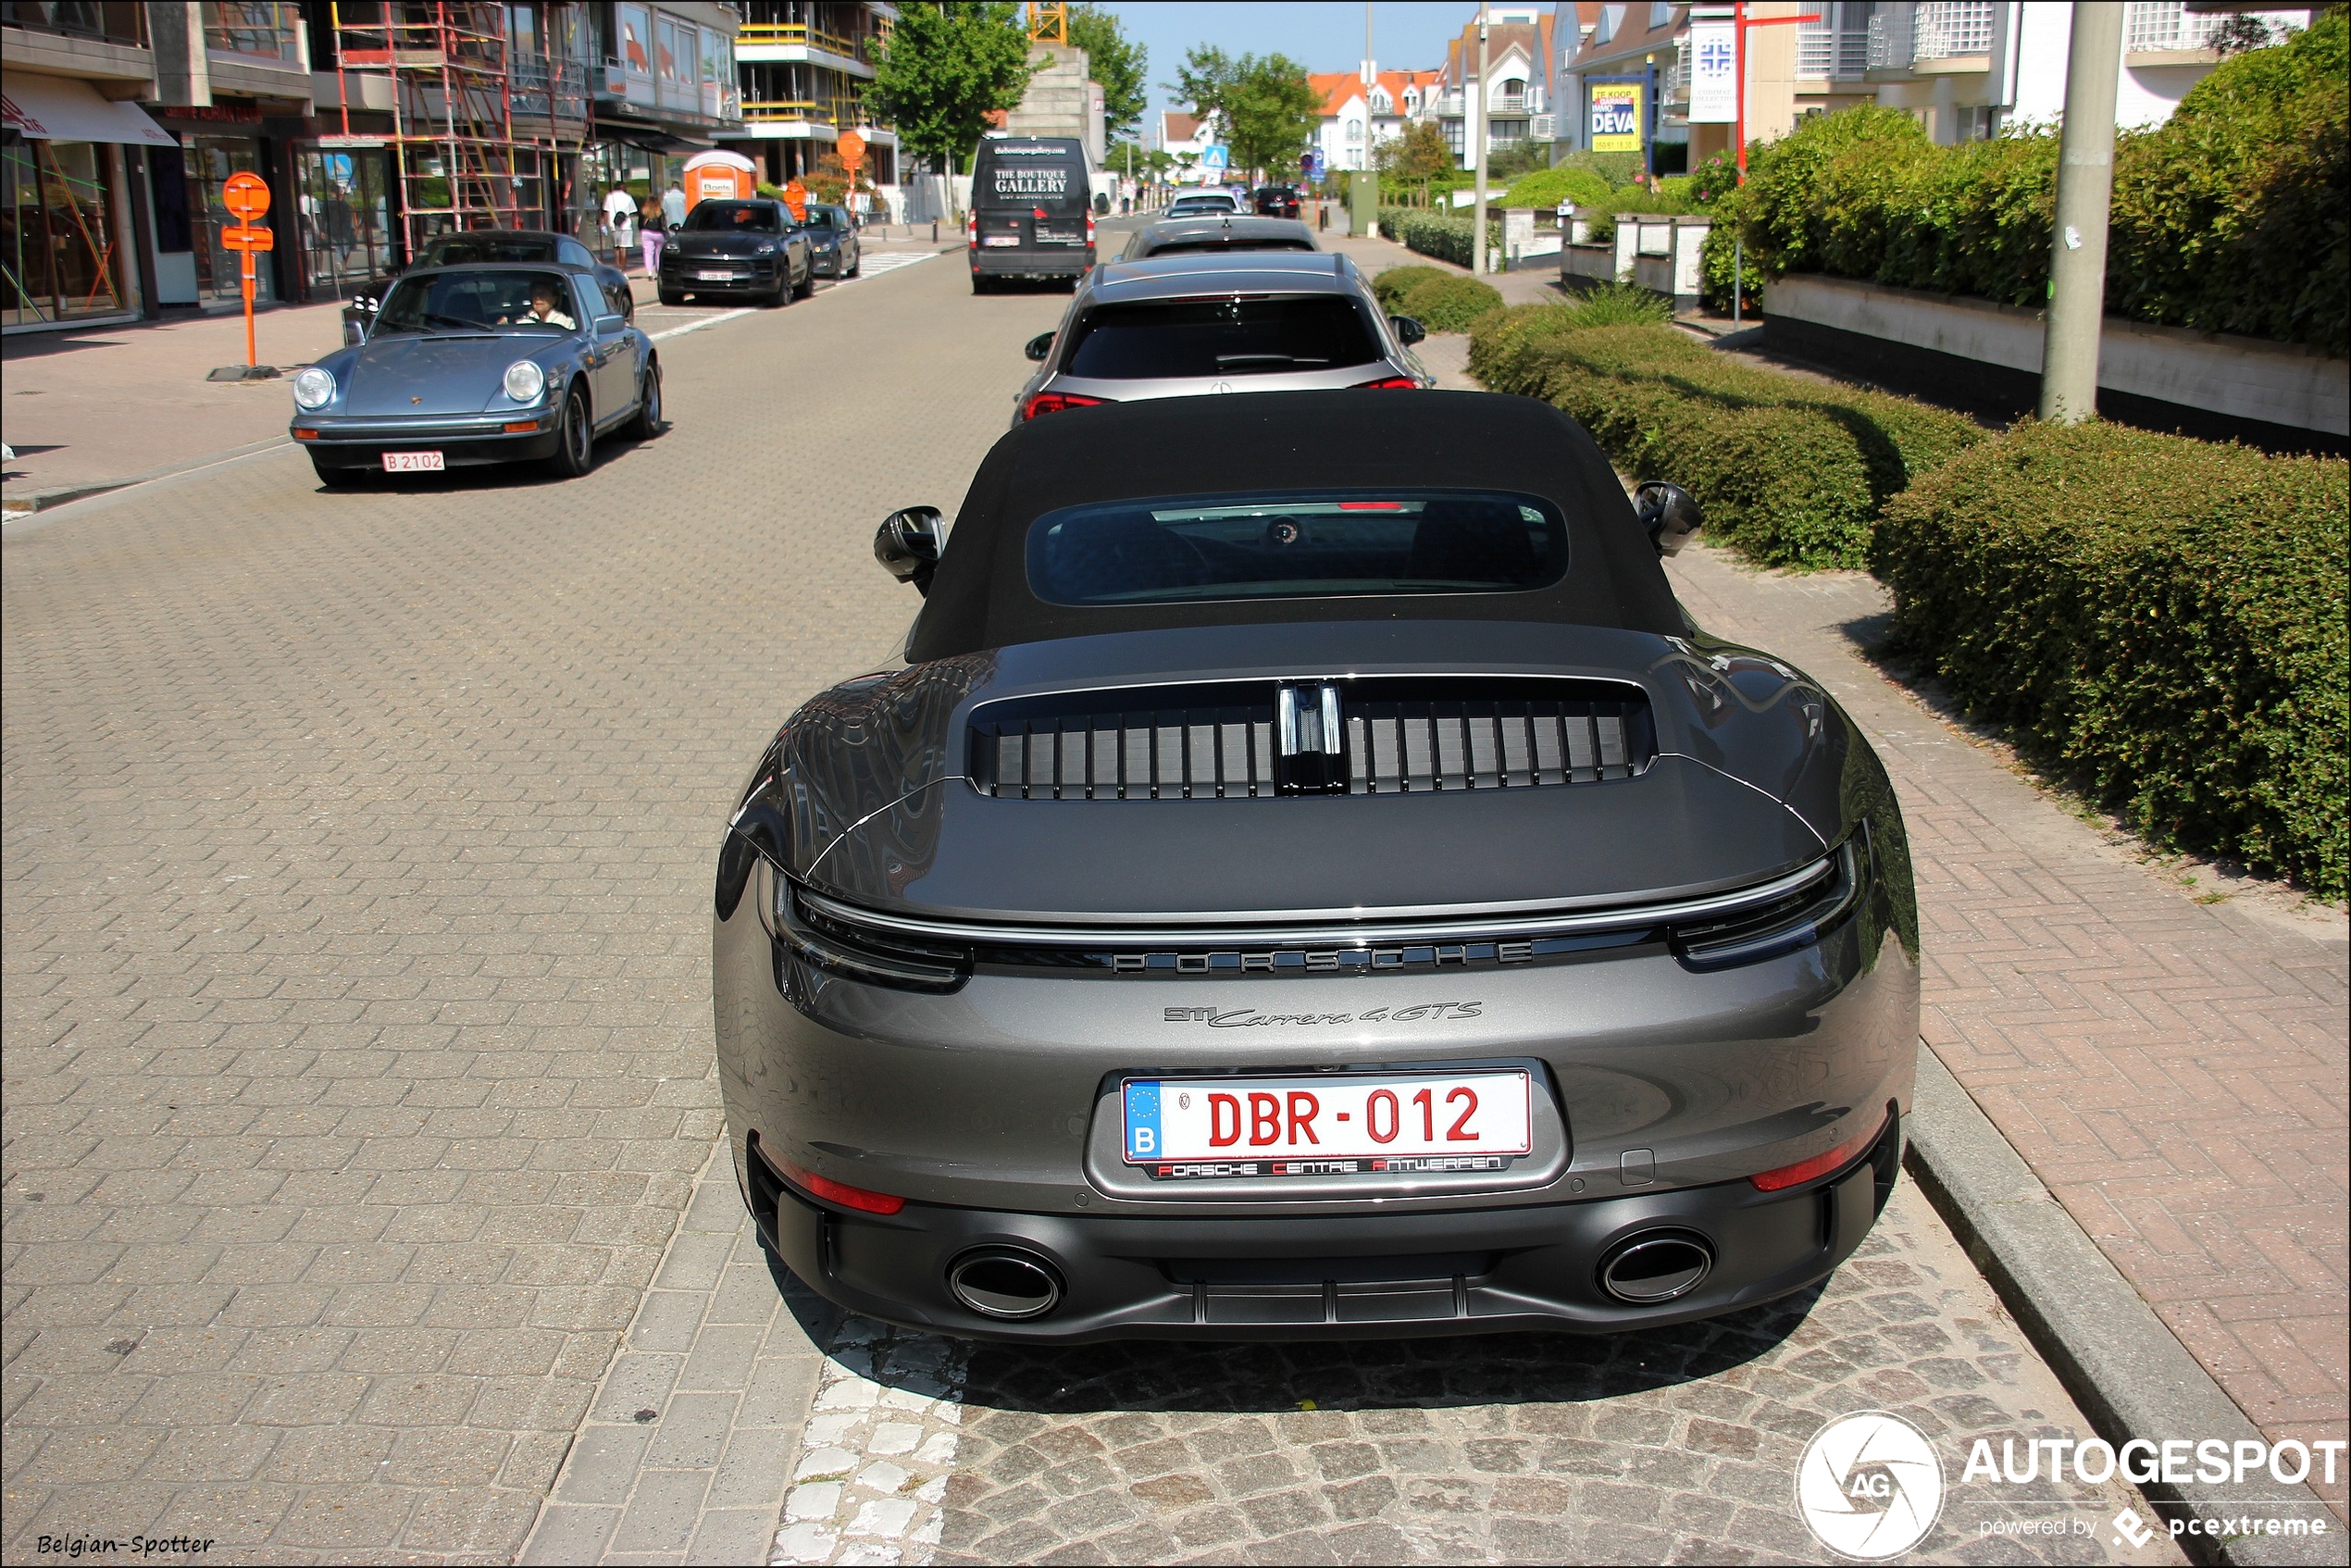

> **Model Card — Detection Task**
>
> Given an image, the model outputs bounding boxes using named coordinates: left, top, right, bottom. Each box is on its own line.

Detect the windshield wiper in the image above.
left=1214, top=354, right=1329, bottom=368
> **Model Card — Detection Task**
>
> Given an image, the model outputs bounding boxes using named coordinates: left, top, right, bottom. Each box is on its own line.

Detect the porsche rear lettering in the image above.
left=1112, top=942, right=1534, bottom=976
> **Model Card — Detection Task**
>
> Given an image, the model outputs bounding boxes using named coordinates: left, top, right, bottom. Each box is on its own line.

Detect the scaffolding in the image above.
left=327, top=2, right=593, bottom=257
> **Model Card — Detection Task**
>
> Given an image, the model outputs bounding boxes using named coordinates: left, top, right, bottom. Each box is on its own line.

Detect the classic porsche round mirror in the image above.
left=1023, top=331, right=1055, bottom=363
left=1634, top=480, right=1704, bottom=556
left=875, top=505, right=945, bottom=591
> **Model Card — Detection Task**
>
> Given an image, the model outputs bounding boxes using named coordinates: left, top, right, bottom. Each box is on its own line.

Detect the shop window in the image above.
left=2, top=137, right=130, bottom=328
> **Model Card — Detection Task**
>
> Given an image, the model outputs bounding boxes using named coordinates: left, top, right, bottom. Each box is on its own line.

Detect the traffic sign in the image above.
left=222, top=171, right=270, bottom=220
left=1200, top=144, right=1228, bottom=170
left=221, top=225, right=274, bottom=252
left=837, top=130, right=865, bottom=169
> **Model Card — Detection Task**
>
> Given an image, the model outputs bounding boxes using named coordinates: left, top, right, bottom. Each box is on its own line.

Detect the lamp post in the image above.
left=2039, top=2, right=2121, bottom=422
left=1471, top=3, right=1490, bottom=276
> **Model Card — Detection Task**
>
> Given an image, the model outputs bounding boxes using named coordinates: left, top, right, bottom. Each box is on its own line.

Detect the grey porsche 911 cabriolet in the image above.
left=714, top=391, right=1919, bottom=1342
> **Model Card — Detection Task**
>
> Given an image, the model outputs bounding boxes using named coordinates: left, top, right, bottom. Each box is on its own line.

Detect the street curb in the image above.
left=2, top=433, right=291, bottom=521
left=1902, top=1041, right=2337, bottom=1565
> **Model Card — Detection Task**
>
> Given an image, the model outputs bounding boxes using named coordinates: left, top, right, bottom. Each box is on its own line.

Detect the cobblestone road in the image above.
left=9, top=235, right=2191, bottom=1566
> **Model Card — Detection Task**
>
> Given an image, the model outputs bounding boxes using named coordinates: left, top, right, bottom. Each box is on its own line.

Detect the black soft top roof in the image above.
left=907, top=391, right=1685, bottom=660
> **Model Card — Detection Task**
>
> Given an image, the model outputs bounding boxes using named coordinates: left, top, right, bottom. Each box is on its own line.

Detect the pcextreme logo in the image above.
left=1796, top=1411, right=1945, bottom=1561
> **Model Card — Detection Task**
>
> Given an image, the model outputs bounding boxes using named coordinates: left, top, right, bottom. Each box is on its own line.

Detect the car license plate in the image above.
left=982, top=236, right=1020, bottom=247
left=381, top=451, right=443, bottom=472
left=695, top=268, right=736, bottom=280
left=1122, top=1070, right=1531, bottom=1175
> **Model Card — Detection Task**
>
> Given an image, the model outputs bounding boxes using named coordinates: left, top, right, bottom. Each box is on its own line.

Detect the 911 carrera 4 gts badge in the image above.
left=1163, top=1002, right=1484, bottom=1026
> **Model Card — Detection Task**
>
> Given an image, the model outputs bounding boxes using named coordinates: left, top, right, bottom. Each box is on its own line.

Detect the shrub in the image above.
left=1464, top=312, right=1985, bottom=566
left=1500, top=166, right=1613, bottom=212
left=1714, top=16, right=2348, bottom=352
left=1396, top=273, right=1505, bottom=332
left=1873, top=422, right=2348, bottom=896
left=1380, top=207, right=1500, bottom=268
left=1371, top=264, right=1450, bottom=312
left=1566, top=280, right=1673, bottom=328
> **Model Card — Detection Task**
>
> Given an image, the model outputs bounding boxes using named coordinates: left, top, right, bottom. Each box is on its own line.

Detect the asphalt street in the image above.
left=6, top=239, right=2183, bottom=1565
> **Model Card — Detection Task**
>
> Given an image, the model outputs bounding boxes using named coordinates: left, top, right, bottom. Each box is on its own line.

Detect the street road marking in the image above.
left=770, top=1321, right=969, bottom=1566
left=649, top=308, right=752, bottom=342
left=834, top=250, right=941, bottom=283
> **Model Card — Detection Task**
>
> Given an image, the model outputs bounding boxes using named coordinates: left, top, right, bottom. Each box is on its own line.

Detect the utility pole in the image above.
left=2039, top=1, right=2121, bottom=423
left=1471, top=3, right=1490, bottom=275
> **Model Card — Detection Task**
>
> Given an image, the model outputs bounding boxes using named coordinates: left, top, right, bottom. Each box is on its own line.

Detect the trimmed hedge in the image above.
left=1371, top=265, right=1449, bottom=312
left=1379, top=207, right=1499, bottom=268
left=1467, top=309, right=1984, bottom=566
left=1395, top=273, right=1504, bottom=332
left=1873, top=422, right=2348, bottom=897
left=1707, top=13, right=2349, bottom=351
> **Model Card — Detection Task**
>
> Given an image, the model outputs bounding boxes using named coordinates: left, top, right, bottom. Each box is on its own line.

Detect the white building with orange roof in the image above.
left=1310, top=64, right=1444, bottom=173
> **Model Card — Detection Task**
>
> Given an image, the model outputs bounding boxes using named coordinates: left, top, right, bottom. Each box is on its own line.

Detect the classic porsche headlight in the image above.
left=503, top=360, right=546, bottom=404
left=292, top=367, right=335, bottom=409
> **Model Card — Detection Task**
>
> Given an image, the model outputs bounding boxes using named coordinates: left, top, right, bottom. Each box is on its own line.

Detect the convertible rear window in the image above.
left=683, top=201, right=781, bottom=232
left=1026, top=491, right=1570, bottom=605
left=1062, top=296, right=1379, bottom=380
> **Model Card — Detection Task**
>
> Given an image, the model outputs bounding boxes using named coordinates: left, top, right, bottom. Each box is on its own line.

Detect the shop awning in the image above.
left=593, top=123, right=709, bottom=156
left=2, top=73, right=177, bottom=147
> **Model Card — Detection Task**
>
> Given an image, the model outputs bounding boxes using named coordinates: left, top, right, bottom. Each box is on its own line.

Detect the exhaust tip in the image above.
left=1598, top=1230, right=1713, bottom=1304
left=947, top=1247, right=1064, bottom=1320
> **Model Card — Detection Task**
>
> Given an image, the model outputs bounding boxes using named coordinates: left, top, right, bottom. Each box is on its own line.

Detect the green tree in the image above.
left=1065, top=5, right=1148, bottom=141
left=865, top=1, right=1034, bottom=174
left=1171, top=47, right=1322, bottom=182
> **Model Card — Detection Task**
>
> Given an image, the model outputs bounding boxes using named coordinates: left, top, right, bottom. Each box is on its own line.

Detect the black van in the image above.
left=968, top=135, right=1094, bottom=292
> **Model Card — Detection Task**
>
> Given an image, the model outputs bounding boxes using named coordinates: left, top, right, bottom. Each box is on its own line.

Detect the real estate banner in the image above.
left=1589, top=83, right=1644, bottom=152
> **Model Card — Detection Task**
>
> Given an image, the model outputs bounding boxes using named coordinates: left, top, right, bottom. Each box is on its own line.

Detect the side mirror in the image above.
left=1390, top=315, right=1426, bottom=346
left=594, top=314, right=626, bottom=333
left=1023, top=331, right=1055, bottom=363
left=1635, top=480, right=1704, bottom=557
left=875, top=505, right=945, bottom=593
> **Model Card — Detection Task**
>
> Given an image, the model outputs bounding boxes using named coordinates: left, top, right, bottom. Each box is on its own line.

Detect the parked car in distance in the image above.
left=343, top=229, right=627, bottom=345
left=1252, top=184, right=1302, bottom=218
left=292, top=262, right=661, bottom=487
left=969, top=135, right=1095, bottom=292
left=659, top=198, right=813, bottom=306
left=1120, top=216, right=1319, bottom=260
left=801, top=203, right=863, bottom=280
left=1163, top=192, right=1243, bottom=219
left=711, top=389, right=1919, bottom=1343
left=1009, top=251, right=1432, bottom=426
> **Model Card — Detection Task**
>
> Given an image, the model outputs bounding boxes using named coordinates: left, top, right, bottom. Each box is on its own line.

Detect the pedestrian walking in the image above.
left=661, top=180, right=687, bottom=232
left=640, top=197, right=664, bottom=274
left=603, top=185, right=636, bottom=267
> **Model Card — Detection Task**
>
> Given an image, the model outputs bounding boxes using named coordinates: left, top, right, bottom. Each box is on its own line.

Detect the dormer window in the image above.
left=1371, top=90, right=1392, bottom=114
left=1596, top=4, right=1624, bottom=45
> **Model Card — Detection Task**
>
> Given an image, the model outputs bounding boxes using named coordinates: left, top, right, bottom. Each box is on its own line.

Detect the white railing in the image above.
left=2123, top=1, right=2225, bottom=54
left=1913, top=2, right=1996, bottom=60
left=1799, top=4, right=1873, bottom=79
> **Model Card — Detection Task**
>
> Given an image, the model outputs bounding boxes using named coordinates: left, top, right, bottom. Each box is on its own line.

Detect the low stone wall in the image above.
left=1763, top=274, right=2348, bottom=451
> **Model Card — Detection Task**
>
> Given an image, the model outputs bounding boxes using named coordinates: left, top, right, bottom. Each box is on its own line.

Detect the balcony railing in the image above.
left=1797, top=12, right=1871, bottom=79
left=1912, top=2, right=1996, bottom=61
left=1, top=1, right=147, bottom=45
left=737, top=21, right=872, bottom=63
left=741, top=97, right=864, bottom=128
left=2123, top=2, right=2223, bottom=55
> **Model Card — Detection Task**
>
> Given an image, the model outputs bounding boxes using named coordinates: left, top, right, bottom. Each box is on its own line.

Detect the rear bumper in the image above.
left=742, top=1115, right=1902, bottom=1342
left=970, top=244, right=1094, bottom=278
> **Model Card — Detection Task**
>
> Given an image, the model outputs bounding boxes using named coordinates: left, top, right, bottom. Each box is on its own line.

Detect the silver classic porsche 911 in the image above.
left=713, top=391, right=1919, bottom=1341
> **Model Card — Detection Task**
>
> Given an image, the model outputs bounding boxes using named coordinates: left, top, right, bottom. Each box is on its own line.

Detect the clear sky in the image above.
left=1090, top=1, right=1487, bottom=141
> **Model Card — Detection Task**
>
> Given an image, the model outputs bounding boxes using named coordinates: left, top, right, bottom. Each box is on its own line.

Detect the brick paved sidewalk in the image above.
left=1662, top=546, right=2351, bottom=1518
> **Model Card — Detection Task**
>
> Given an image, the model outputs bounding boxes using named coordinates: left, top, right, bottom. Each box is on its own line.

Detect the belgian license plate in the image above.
left=695, top=268, right=735, bottom=280
left=982, top=235, right=1020, bottom=247
left=1122, top=1070, right=1531, bottom=1177
left=381, top=451, right=443, bottom=472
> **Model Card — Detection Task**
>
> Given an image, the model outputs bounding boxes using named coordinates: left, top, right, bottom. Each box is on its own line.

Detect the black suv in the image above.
left=1253, top=184, right=1302, bottom=218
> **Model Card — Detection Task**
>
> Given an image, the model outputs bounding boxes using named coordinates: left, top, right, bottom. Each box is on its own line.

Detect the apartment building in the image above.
left=722, top=1, right=895, bottom=184
left=1309, top=65, right=1441, bottom=175
left=1431, top=5, right=1563, bottom=167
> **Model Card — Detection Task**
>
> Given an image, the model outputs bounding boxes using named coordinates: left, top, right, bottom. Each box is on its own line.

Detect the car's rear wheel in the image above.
left=844, top=251, right=861, bottom=278
left=543, top=383, right=594, bottom=479
left=792, top=263, right=815, bottom=301
left=625, top=358, right=664, bottom=441
left=310, top=454, right=366, bottom=489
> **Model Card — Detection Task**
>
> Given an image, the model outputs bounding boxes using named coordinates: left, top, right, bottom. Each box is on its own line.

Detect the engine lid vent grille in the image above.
left=971, top=678, right=1652, bottom=800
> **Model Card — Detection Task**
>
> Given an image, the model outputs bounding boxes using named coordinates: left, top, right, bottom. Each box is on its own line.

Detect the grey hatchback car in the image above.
left=1010, top=252, right=1433, bottom=425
